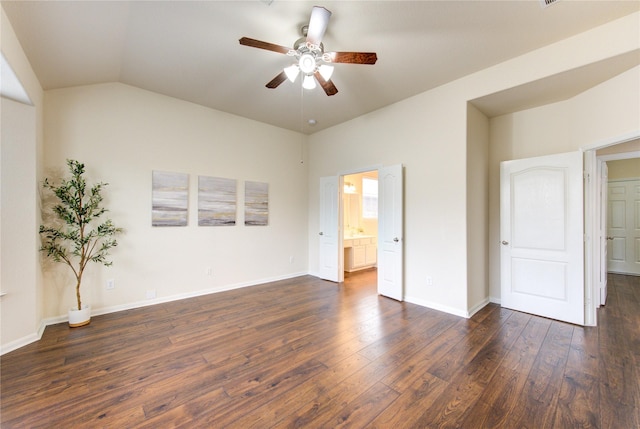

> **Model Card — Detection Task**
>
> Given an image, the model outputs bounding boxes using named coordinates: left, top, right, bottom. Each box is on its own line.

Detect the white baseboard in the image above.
left=404, top=295, right=470, bottom=318
left=0, top=332, right=41, bottom=356
left=91, top=270, right=310, bottom=317
left=1, top=271, right=310, bottom=356
left=467, top=298, right=491, bottom=318
left=404, top=295, right=491, bottom=319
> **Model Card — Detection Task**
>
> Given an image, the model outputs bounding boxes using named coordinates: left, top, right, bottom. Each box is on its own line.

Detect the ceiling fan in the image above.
left=239, top=6, right=377, bottom=96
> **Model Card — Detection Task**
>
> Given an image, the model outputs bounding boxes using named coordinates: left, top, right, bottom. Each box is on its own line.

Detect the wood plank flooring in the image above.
left=1, top=270, right=638, bottom=428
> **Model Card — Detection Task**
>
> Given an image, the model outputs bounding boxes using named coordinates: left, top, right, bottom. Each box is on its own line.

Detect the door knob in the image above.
left=393, top=237, right=399, bottom=242
left=319, top=232, right=324, bottom=236
left=501, top=240, right=509, bottom=245
left=606, top=236, right=613, bottom=240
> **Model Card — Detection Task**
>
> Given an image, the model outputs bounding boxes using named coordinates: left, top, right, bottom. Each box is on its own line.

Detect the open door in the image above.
left=500, top=151, right=584, bottom=325
left=319, top=176, right=339, bottom=282
left=378, top=164, right=404, bottom=300
left=598, top=161, right=609, bottom=305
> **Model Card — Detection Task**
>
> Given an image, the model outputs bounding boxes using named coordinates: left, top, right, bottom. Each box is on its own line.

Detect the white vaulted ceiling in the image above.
left=2, top=1, right=639, bottom=133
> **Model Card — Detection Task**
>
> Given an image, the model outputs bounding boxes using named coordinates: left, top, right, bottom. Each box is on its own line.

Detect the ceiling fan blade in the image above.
left=306, top=6, right=331, bottom=46
left=328, top=52, right=378, bottom=65
left=266, top=71, right=288, bottom=89
left=314, top=71, right=338, bottom=96
left=239, top=37, right=290, bottom=55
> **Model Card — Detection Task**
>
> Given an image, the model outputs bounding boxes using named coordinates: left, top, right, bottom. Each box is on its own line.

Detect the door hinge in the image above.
left=583, top=171, right=590, bottom=182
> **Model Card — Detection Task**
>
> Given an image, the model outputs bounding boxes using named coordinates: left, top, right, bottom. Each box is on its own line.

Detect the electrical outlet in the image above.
left=427, top=276, right=433, bottom=286
left=289, top=256, right=294, bottom=264
left=145, top=289, right=156, bottom=299
left=206, top=267, right=213, bottom=276
left=106, top=279, right=115, bottom=290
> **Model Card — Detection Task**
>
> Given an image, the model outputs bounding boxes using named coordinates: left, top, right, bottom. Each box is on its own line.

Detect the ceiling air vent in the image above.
left=539, top=0, right=560, bottom=8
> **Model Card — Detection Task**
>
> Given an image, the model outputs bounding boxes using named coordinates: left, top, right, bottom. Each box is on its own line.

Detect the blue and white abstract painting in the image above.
left=152, top=171, right=189, bottom=227
left=198, top=176, right=237, bottom=226
left=244, top=181, right=268, bottom=226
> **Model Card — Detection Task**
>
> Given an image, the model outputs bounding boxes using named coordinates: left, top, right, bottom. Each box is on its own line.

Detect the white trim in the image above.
left=89, top=271, right=309, bottom=317
left=581, top=131, right=640, bottom=152
left=0, top=333, right=41, bottom=356
left=608, top=177, right=640, bottom=183
left=467, top=298, right=491, bottom=318
left=584, top=150, right=597, bottom=326
left=1, top=271, right=309, bottom=356
left=337, top=164, right=383, bottom=177
left=598, top=151, right=640, bottom=162
left=405, top=295, right=470, bottom=319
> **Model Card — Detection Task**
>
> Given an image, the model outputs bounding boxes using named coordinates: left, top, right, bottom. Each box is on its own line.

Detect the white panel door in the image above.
left=378, top=164, right=404, bottom=301
left=319, top=176, right=339, bottom=282
left=500, top=151, right=584, bottom=325
left=607, top=179, right=640, bottom=276
left=599, top=161, right=609, bottom=305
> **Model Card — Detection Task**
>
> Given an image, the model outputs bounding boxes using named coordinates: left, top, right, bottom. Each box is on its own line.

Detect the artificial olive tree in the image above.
left=39, top=159, right=123, bottom=311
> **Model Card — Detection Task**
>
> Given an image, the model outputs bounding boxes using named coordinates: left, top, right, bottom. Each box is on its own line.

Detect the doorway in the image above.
left=594, top=148, right=640, bottom=307
left=585, top=137, right=640, bottom=325
left=319, top=165, right=404, bottom=299
left=341, top=171, right=379, bottom=282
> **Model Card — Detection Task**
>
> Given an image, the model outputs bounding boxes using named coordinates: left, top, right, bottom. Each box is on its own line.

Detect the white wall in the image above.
left=43, top=83, right=309, bottom=319
left=1, top=5, right=44, bottom=354
left=308, top=12, right=640, bottom=317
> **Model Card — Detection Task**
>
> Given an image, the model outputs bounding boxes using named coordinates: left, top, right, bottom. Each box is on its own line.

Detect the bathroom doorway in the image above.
left=341, top=170, right=379, bottom=283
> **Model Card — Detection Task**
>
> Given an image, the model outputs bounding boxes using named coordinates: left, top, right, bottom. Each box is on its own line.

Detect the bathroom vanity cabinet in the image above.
left=344, top=236, right=377, bottom=272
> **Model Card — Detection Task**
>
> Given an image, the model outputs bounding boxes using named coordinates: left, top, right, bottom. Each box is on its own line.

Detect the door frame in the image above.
left=338, top=165, right=382, bottom=282
left=584, top=131, right=640, bottom=326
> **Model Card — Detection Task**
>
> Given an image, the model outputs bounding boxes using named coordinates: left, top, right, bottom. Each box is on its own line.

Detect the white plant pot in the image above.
left=68, top=305, right=91, bottom=327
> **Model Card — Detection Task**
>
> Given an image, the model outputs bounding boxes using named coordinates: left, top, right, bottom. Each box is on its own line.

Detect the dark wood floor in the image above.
left=1, top=270, right=638, bottom=428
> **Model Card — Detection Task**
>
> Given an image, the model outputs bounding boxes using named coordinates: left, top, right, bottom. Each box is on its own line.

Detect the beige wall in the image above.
left=607, top=158, right=640, bottom=180
left=466, top=103, right=490, bottom=313
left=597, top=139, right=640, bottom=155
left=597, top=139, right=640, bottom=181
left=1, top=98, right=38, bottom=350
left=43, top=83, right=309, bottom=319
left=2, top=7, right=639, bottom=352
left=488, top=66, right=640, bottom=301
left=309, top=12, right=640, bottom=317
left=308, top=87, right=470, bottom=315
left=1, top=6, right=44, bottom=353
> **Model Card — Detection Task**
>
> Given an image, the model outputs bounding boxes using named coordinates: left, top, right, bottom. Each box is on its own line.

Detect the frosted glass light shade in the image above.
left=302, top=75, right=316, bottom=90
left=284, top=65, right=299, bottom=82
left=299, top=53, right=316, bottom=74
left=318, top=64, right=334, bottom=81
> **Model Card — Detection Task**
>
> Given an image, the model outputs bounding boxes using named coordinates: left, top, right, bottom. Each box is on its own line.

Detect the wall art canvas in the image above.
left=152, top=170, right=189, bottom=227
left=244, top=181, right=269, bottom=226
left=198, top=176, right=237, bottom=226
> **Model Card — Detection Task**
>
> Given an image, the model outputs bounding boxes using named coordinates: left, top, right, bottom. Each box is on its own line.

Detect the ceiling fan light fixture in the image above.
left=299, top=53, right=316, bottom=74
left=239, top=6, right=376, bottom=96
left=318, top=64, right=334, bottom=81
left=302, top=74, right=316, bottom=90
left=284, top=64, right=299, bottom=82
